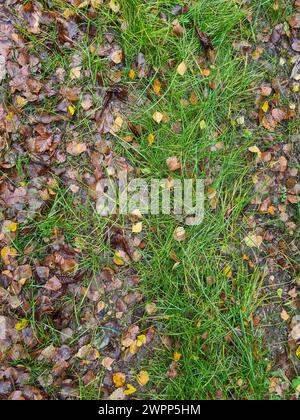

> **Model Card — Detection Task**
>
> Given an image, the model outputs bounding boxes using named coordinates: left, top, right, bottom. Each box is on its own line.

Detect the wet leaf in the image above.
left=147, top=133, right=155, bottom=145
left=153, top=79, right=161, bottom=95
left=15, top=319, right=28, bottom=331
left=113, top=372, right=126, bottom=388
left=136, top=370, right=149, bottom=386
left=124, top=384, right=136, bottom=396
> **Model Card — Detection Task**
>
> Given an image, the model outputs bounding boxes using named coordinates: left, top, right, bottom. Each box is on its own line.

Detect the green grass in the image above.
left=3, top=0, right=296, bottom=400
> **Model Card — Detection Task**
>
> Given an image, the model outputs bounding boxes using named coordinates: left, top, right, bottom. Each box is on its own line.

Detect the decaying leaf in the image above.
left=244, top=233, right=263, bottom=249
left=166, top=156, right=181, bottom=171
left=66, top=141, right=87, bottom=156
left=173, top=227, right=187, bottom=241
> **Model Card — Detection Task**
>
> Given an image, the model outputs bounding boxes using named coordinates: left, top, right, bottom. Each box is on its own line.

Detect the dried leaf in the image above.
left=173, top=227, right=187, bottom=241
left=66, top=141, right=87, bottom=156
left=177, top=61, right=187, bottom=76
left=244, top=234, right=263, bottom=249
left=166, top=156, right=181, bottom=171
left=152, top=111, right=163, bottom=124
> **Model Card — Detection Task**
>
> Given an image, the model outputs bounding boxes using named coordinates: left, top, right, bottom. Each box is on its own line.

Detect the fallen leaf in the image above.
left=101, top=357, right=115, bottom=370
left=244, top=234, right=263, bottom=249
left=173, top=227, right=187, bottom=241
left=153, top=79, right=161, bottom=95
left=113, top=250, right=128, bottom=266
left=152, top=111, right=163, bottom=124
left=248, top=145, right=262, bottom=158
left=137, top=370, right=149, bottom=386
left=113, top=372, right=126, bottom=388
left=199, top=120, right=206, bottom=130
left=262, top=101, right=269, bottom=113
left=111, top=50, right=123, bottom=64
left=132, top=222, right=142, bottom=233
left=66, top=141, right=87, bottom=156
left=124, top=384, right=136, bottom=396
left=109, top=0, right=120, bottom=13
left=172, top=20, right=184, bottom=37
left=70, top=66, right=81, bottom=80
left=147, top=133, right=155, bottom=145
left=15, top=319, right=28, bottom=331
left=201, top=68, right=210, bottom=77
left=173, top=352, right=182, bottom=361
left=177, top=61, right=187, bottom=76
left=1, top=246, right=17, bottom=264
left=68, top=105, right=75, bottom=116
left=129, top=69, right=135, bottom=79
left=145, top=302, right=157, bottom=315
left=108, top=388, right=125, bottom=400
left=166, top=156, right=181, bottom=171
left=280, top=309, right=289, bottom=321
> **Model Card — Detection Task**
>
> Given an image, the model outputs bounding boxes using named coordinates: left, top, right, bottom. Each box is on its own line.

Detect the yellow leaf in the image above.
left=292, top=85, right=299, bottom=93
left=189, top=91, right=198, bottom=105
left=152, top=111, right=163, bottom=124
left=199, top=120, right=206, bottom=130
left=113, top=372, right=126, bottom=388
left=223, top=265, right=232, bottom=279
left=63, top=9, right=75, bottom=19
left=7, top=222, right=18, bottom=232
left=280, top=308, right=289, bottom=321
left=68, top=105, right=75, bottom=116
left=129, top=340, right=139, bottom=354
left=1, top=246, right=17, bottom=264
left=109, top=0, right=120, bottom=13
left=91, top=0, right=102, bottom=7
left=177, top=61, right=187, bottom=76
left=113, top=251, right=125, bottom=266
left=147, top=133, right=155, bottom=145
left=137, top=334, right=147, bottom=346
left=132, top=222, right=142, bottom=233
left=137, top=370, right=150, bottom=386
left=153, top=79, right=161, bottom=95
left=296, top=346, right=300, bottom=358
left=173, top=351, right=182, bottom=361
left=16, top=96, right=28, bottom=108
left=15, top=319, right=28, bottom=331
left=248, top=145, right=262, bottom=158
left=124, top=384, right=136, bottom=396
left=262, top=101, right=269, bottom=113
left=129, top=69, right=135, bottom=79
left=201, top=68, right=210, bottom=77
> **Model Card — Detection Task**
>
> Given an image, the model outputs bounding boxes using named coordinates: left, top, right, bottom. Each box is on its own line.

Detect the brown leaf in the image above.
left=195, top=27, right=213, bottom=51
left=66, top=141, right=87, bottom=156
left=166, top=156, right=181, bottom=171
